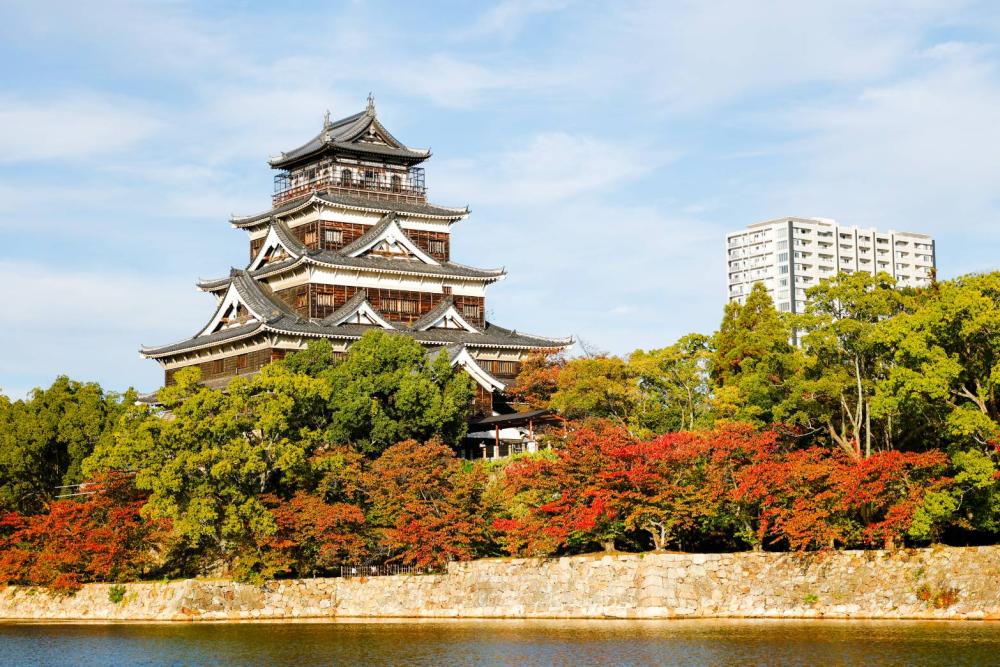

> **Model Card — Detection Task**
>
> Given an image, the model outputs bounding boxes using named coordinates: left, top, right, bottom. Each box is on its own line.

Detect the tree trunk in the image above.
left=602, top=539, right=615, bottom=553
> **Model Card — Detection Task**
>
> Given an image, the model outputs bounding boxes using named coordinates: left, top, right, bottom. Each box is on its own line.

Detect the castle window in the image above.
left=462, top=304, right=481, bottom=320
left=382, top=298, right=418, bottom=314
left=315, top=293, right=335, bottom=307
left=340, top=169, right=353, bottom=186
left=324, top=229, right=343, bottom=244
left=390, top=174, right=401, bottom=192
left=429, top=240, right=446, bottom=255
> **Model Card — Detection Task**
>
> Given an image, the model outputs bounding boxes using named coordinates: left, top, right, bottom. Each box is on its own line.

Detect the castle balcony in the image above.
left=273, top=167, right=426, bottom=206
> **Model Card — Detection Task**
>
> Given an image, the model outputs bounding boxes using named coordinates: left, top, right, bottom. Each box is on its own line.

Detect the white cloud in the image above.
left=772, top=42, right=1000, bottom=273
left=0, top=94, right=159, bottom=162
left=433, top=132, right=669, bottom=204
left=462, top=0, right=570, bottom=39
left=0, top=260, right=207, bottom=394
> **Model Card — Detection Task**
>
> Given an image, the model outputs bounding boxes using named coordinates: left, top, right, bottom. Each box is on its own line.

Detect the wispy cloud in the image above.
left=0, top=94, right=159, bottom=162
left=434, top=132, right=670, bottom=204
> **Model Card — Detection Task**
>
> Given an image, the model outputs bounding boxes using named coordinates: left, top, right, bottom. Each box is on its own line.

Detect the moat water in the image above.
left=2, top=618, right=1000, bottom=666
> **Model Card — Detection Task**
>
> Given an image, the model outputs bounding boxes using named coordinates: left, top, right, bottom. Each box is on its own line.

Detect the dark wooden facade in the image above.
left=251, top=220, right=450, bottom=262
left=273, top=284, right=484, bottom=327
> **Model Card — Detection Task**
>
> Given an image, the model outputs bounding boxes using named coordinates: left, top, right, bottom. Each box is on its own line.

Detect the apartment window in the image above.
left=777, top=252, right=788, bottom=262
left=323, top=229, right=343, bottom=244
left=779, top=302, right=790, bottom=312
left=779, top=265, right=789, bottom=274
left=776, top=239, right=788, bottom=250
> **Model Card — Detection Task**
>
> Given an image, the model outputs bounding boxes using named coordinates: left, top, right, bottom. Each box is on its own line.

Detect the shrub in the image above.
left=108, top=584, right=126, bottom=604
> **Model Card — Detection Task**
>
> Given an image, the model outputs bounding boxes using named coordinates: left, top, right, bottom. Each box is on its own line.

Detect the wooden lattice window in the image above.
left=382, top=298, right=418, bottom=314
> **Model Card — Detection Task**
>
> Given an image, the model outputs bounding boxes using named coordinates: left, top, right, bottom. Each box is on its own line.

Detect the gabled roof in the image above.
left=142, top=306, right=572, bottom=359
left=201, top=217, right=505, bottom=293
left=321, top=289, right=394, bottom=329
left=340, top=214, right=439, bottom=265
left=230, top=190, right=469, bottom=228
left=410, top=296, right=480, bottom=333
left=430, top=344, right=505, bottom=392
left=268, top=98, right=431, bottom=169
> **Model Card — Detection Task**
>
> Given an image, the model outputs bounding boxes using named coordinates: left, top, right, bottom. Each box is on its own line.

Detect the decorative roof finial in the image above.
left=366, top=92, right=375, bottom=114
left=323, top=109, right=331, bottom=127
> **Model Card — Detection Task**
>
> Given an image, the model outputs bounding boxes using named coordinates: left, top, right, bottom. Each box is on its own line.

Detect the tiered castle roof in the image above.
left=140, top=98, right=570, bottom=402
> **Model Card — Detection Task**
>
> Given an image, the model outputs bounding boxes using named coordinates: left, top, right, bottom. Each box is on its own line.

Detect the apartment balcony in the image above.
left=273, top=167, right=426, bottom=206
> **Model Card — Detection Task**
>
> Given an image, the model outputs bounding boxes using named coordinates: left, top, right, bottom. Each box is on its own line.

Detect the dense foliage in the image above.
left=6, top=272, right=1000, bottom=590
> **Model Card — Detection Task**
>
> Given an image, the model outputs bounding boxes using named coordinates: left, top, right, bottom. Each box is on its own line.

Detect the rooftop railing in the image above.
left=273, top=167, right=426, bottom=206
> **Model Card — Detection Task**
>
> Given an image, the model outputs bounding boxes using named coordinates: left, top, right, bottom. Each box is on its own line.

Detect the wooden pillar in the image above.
left=494, top=424, right=501, bottom=459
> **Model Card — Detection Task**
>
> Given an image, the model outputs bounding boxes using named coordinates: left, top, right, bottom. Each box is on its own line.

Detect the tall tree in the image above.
left=322, top=331, right=474, bottom=456
left=630, top=333, right=713, bottom=432
left=84, top=364, right=331, bottom=580
left=549, top=356, right=642, bottom=431
left=791, top=272, right=913, bottom=458
left=0, top=377, right=131, bottom=514
left=710, top=283, right=799, bottom=425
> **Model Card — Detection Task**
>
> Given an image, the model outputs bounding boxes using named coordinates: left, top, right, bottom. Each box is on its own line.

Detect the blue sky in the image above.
left=2, top=0, right=999, bottom=398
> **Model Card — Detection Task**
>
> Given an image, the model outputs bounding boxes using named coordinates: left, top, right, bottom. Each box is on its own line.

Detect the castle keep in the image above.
left=141, top=98, right=570, bottom=444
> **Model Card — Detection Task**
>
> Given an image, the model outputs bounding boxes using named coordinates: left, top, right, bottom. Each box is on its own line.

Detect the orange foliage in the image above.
left=264, top=492, right=368, bottom=576
left=0, top=473, right=170, bottom=592
left=367, top=440, right=491, bottom=569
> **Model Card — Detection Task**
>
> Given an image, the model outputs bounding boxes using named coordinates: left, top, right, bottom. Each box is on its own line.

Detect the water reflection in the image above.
left=2, top=618, right=1000, bottom=666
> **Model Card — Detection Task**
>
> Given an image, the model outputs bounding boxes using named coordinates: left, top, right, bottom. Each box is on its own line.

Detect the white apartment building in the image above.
left=726, top=217, right=936, bottom=313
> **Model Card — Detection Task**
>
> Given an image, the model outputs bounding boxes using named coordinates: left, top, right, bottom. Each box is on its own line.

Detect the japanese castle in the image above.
left=141, top=96, right=570, bottom=456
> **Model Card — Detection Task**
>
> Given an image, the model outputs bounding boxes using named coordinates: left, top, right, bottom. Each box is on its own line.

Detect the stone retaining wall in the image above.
left=2, top=546, right=1000, bottom=621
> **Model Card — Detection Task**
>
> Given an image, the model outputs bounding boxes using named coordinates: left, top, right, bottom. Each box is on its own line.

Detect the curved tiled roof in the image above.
left=200, top=216, right=504, bottom=293
left=230, top=190, right=469, bottom=228
left=144, top=269, right=570, bottom=359
left=267, top=104, right=430, bottom=169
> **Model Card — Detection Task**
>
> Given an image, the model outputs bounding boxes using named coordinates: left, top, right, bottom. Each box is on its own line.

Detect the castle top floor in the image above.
left=270, top=96, right=431, bottom=207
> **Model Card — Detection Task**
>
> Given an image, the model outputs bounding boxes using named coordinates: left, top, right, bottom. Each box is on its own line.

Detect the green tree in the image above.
left=85, top=363, right=331, bottom=580
left=877, top=273, right=1000, bottom=534
left=710, top=283, right=799, bottom=425
left=629, top=333, right=713, bottom=432
left=549, top=356, right=644, bottom=432
left=791, top=272, right=913, bottom=458
left=322, top=331, right=474, bottom=456
left=0, top=377, right=131, bottom=514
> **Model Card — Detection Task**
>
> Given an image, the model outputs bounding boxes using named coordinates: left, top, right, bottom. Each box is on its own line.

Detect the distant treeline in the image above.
left=3, top=271, right=1000, bottom=591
